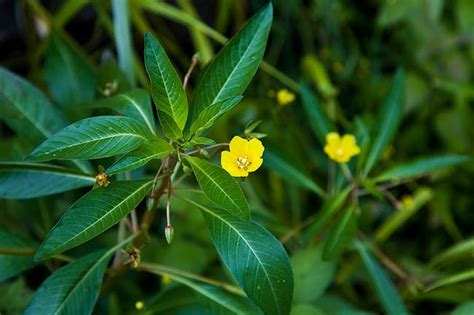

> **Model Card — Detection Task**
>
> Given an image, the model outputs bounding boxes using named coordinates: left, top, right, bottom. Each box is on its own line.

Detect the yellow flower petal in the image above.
left=276, top=89, right=295, bottom=106
left=247, top=157, right=263, bottom=172
left=248, top=138, right=264, bottom=160
left=326, top=132, right=341, bottom=146
left=221, top=151, right=236, bottom=171
left=341, top=134, right=356, bottom=147
left=229, top=136, right=248, bottom=157
left=221, top=150, right=248, bottom=177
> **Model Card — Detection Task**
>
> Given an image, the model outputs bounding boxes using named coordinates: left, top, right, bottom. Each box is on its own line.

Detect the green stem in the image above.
left=138, top=262, right=244, bottom=295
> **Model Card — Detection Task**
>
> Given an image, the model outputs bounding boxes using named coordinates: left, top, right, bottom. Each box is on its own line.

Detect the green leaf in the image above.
left=106, top=139, right=174, bottom=175
left=35, top=180, right=152, bottom=260
left=0, top=229, right=36, bottom=282
left=142, top=264, right=262, bottom=315
left=374, top=155, right=470, bottom=182
left=183, top=198, right=294, bottom=315
left=264, top=147, right=325, bottom=197
left=0, top=67, right=68, bottom=145
left=302, top=187, right=352, bottom=243
left=45, top=33, right=96, bottom=107
left=291, top=304, right=325, bottom=315
left=292, top=246, right=336, bottom=303
left=429, top=238, right=474, bottom=269
left=425, top=269, right=474, bottom=292
left=112, top=0, right=135, bottom=86
left=323, top=205, right=358, bottom=260
left=83, top=89, right=156, bottom=135
left=300, top=84, right=333, bottom=144
left=375, top=188, right=432, bottom=243
left=25, top=235, right=135, bottom=315
left=191, top=3, right=272, bottom=121
left=354, top=241, right=408, bottom=315
left=144, top=32, right=188, bottom=140
left=0, top=162, right=95, bottom=199
left=452, top=300, right=474, bottom=315
left=189, top=96, right=242, bottom=137
left=0, top=67, right=92, bottom=173
left=186, top=156, right=250, bottom=220
left=363, top=69, right=405, bottom=178
left=29, top=116, right=152, bottom=161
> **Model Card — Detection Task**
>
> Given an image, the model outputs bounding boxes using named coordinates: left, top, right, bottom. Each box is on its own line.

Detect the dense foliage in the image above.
left=0, top=1, right=473, bottom=314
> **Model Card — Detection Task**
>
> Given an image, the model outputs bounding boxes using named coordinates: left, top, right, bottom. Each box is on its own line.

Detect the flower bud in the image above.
left=164, top=225, right=174, bottom=244
left=146, top=197, right=154, bottom=211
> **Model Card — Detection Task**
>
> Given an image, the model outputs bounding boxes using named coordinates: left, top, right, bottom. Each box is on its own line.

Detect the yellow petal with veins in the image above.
left=229, top=136, right=248, bottom=157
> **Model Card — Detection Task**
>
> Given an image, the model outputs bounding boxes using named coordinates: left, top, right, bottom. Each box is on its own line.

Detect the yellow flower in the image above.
left=135, top=301, right=144, bottom=310
left=221, top=136, right=264, bottom=177
left=324, top=132, right=360, bottom=163
left=276, top=89, right=295, bottom=106
left=162, top=274, right=171, bottom=285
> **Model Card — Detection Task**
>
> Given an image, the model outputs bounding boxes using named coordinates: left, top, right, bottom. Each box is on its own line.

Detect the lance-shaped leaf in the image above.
left=82, top=89, right=156, bottom=135
left=35, top=180, right=152, bottom=261
left=191, top=3, right=272, bottom=121
left=300, top=84, right=333, bottom=145
left=141, top=263, right=262, bottom=315
left=374, top=155, right=470, bottom=183
left=363, top=69, right=405, bottom=177
left=144, top=32, right=188, bottom=140
left=302, top=187, right=352, bottom=244
left=25, top=235, right=135, bottom=315
left=182, top=198, right=293, bottom=315
left=355, top=241, right=408, bottom=315
left=264, top=146, right=325, bottom=197
left=0, top=67, right=91, bottom=173
left=106, top=139, right=174, bottom=175
left=0, top=67, right=67, bottom=145
left=29, top=116, right=152, bottom=161
left=186, top=156, right=249, bottom=220
left=45, top=33, right=96, bottom=107
left=323, top=205, right=358, bottom=260
left=189, top=96, right=242, bottom=137
left=0, top=229, right=37, bottom=282
left=0, top=162, right=95, bottom=199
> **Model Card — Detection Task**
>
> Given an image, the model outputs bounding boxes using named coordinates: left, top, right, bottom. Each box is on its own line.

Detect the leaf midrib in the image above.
left=189, top=159, right=246, bottom=219
left=0, top=168, right=95, bottom=182
left=2, top=95, right=52, bottom=138
left=119, top=94, right=156, bottom=135
left=46, top=181, right=151, bottom=257
left=149, top=42, right=182, bottom=125
left=205, top=15, right=268, bottom=107
left=196, top=202, right=280, bottom=314
left=53, top=234, right=137, bottom=315
left=39, top=132, right=147, bottom=155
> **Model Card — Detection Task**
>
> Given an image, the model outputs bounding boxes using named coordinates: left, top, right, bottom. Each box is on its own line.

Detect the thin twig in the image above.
left=183, top=54, right=199, bottom=89
left=138, top=262, right=244, bottom=296
left=185, top=143, right=229, bottom=155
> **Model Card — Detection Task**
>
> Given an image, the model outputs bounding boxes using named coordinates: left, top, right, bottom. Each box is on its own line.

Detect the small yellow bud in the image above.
left=276, top=89, right=295, bottom=106
left=135, top=301, right=144, bottom=310
left=401, top=195, right=414, bottom=208
left=162, top=274, right=171, bottom=285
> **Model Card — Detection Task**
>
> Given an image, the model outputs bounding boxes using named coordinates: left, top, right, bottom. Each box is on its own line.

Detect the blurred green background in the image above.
left=1, top=0, right=473, bottom=314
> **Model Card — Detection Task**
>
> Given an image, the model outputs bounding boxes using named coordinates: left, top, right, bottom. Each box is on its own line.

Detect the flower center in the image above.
left=237, top=156, right=252, bottom=170
left=336, top=148, right=344, bottom=156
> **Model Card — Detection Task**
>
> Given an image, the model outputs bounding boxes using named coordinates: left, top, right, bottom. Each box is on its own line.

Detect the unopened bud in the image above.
left=164, top=225, right=174, bottom=244
left=146, top=197, right=154, bottom=211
